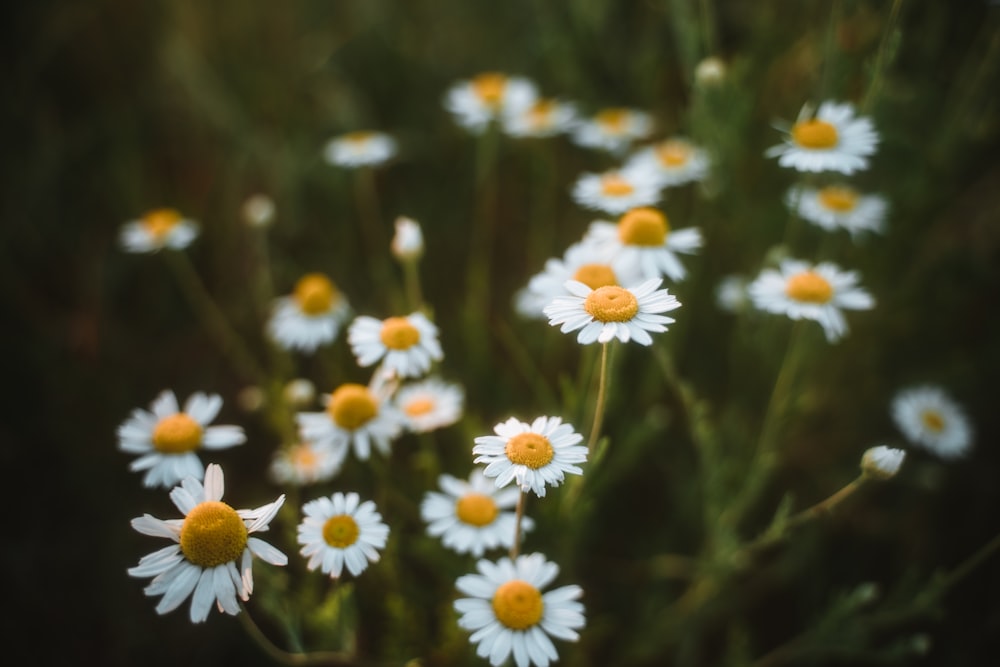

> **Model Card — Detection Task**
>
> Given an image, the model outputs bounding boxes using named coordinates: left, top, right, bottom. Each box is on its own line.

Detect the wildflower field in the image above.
left=7, top=1, right=1000, bottom=666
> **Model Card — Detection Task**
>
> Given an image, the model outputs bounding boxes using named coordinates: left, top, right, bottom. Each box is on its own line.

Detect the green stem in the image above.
left=586, top=342, right=611, bottom=454
left=861, top=0, right=905, bottom=113
left=237, top=603, right=360, bottom=666
left=510, top=490, right=527, bottom=559
left=401, top=258, right=424, bottom=313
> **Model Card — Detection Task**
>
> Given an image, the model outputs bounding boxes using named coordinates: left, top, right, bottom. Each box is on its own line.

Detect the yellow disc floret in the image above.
left=380, top=317, right=421, bottom=350
left=600, top=173, right=635, bottom=197
left=455, top=493, right=499, bottom=527
left=290, top=443, right=319, bottom=470
left=572, top=263, right=618, bottom=290
left=472, top=72, right=507, bottom=107
left=180, top=501, right=248, bottom=568
left=657, top=140, right=692, bottom=167
left=584, top=285, right=640, bottom=323
left=492, top=580, right=544, bottom=630
left=294, top=273, right=336, bottom=315
left=404, top=397, right=435, bottom=417
left=921, top=410, right=945, bottom=433
left=327, top=383, right=378, bottom=430
left=791, top=119, right=839, bottom=149
left=595, top=108, right=628, bottom=134
left=785, top=271, right=834, bottom=304
left=142, top=208, right=183, bottom=239
left=817, top=185, right=859, bottom=212
left=505, top=433, right=554, bottom=469
left=152, top=413, right=203, bottom=454
left=344, top=130, right=374, bottom=144
left=527, top=99, right=556, bottom=129
left=618, top=207, right=669, bottom=247
left=322, top=514, right=360, bottom=548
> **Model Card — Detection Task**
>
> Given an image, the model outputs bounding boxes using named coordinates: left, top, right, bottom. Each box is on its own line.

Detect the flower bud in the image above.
left=861, top=445, right=905, bottom=480
left=392, top=216, right=424, bottom=261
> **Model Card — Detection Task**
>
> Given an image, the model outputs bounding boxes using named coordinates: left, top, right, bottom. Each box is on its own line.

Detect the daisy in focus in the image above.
left=786, top=184, right=889, bottom=239
left=502, top=97, right=579, bottom=138
left=421, top=469, right=533, bottom=557
left=891, top=385, right=973, bottom=459
left=454, top=552, right=585, bottom=667
left=584, top=207, right=703, bottom=282
left=297, top=491, right=389, bottom=579
left=127, top=464, right=287, bottom=623
left=747, top=259, right=874, bottom=343
left=118, top=389, right=246, bottom=489
left=571, top=106, right=653, bottom=153
left=268, top=272, right=351, bottom=353
left=570, top=166, right=662, bottom=215
left=861, top=445, right=906, bottom=480
left=445, top=72, right=538, bottom=134
left=322, top=131, right=397, bottom=168
left=297, top=382, right=405, bottom=465
left=348, top=311, right=443, bottom=378
left=119, top=208, right=199, bottom=254
left=624, top=137, right=711, bottom=188
left=765, top=101, right=879, bottom=174
left=473, top=416, right=587, bottom=497
left=395, top=377, right=465, bottom=433
left=269, top=440, right=343, bottom=486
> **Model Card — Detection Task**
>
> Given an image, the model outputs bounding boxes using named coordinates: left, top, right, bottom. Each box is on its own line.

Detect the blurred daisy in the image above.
left=241, top=194, right=276, bottom=228
left=445, top=72, right=538, bottom=134
left=297, top=491, right=389, bottom=579
left=454, top=552, right=585, bottom=667
left=502, top=97, right=579, bottom=138
left=421, top=469, right=533, bottom=557
left=625, top=137, right=711, bottom=188
left=766, top=101, right=879, bottom=174
left=395, top=377, right=465, bottom=433
left=391, top=216, right=424, bottom=262
left=297, top=382, right=405, bottom=464
left=117, top=390, right=246, bottom=489
left=861, top=445, right=906, bottom=480
left=570, top=166, right=662, bottom=215
left=283, top=378, right=317, bottom=409
left=127, top=464, right=287, bottom=623
left=347, top=312, right=443, bottom=378
left=715, top=274, right=751, bottom=313
left=269, top=440, right=343, bottom=486
left=571, top=106, right=653, bottom=153
left=584, top=207, right=703, bottom=282
left=473, top=416, right=587, bottom=497
left=268, top=272, right=351, bottom=353
left=119, top=208, right=199, bottom=254
left=544, top=278, right=680, bottom=346
left=891, top=385, right=973, bottom=459
left=323, top=131, right=397, bottom=168
left=787, top=184, right=889, bottom=238
left=747, top=259, right=874, bottom=342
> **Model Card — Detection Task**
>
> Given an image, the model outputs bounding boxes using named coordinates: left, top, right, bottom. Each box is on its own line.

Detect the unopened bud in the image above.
left=392, top=216, right=424, bottom=261
left=861, top=445, right=905, bottom=480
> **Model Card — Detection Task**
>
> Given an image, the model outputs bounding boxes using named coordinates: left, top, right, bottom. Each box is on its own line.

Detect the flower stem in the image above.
left=861, top=0, right=905, bottom=113
left=401, top=257, right=424, bottom=313
left=237, top=602, right=359, bottom=666
left=510, top=490, right=526, bottom=559
left=586, top=341, right=611, bottom=454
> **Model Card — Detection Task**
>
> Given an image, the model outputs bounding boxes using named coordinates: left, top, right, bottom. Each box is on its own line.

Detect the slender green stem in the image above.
left=862, top=0, right=905, bottom=113
left=586, top=342, right=611, bottom=454
left=354, top=167, right=396, bottom=310
left=510, top=490, right=526, bottom=559
left=237, top=603, right=359, bottom=666
left=401, top=258, right=424, bottom=313
left=930, top=531, right=1000, bottom=598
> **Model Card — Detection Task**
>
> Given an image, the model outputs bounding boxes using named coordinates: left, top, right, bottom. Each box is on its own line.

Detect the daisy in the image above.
left=267, top=272, right=351, bottom=353
left=765, top=101, right=879, bottom=174
left=297, top=491, right=389, bottom=579
left=891, top=385, right=973, bottom=459
left=715, top=274, right=751, bottom=314
left=544, top=278, right=681, bottom=346
left=473, top=416, right=587, bottom=497
left=347, top=311, right=443, bottom=378
left=502, top=97, right=579, bottom=138
left=454, top=552, right=585, bottom=667
left=395, top=377, right=465, bottom=433
left=296, top=382, right=405, bottom=464
left=391, top=215, right=424, bottom=262
left=624, top=137, right=711, bottom=188
left=119, top=208, right=199, bottom=253
left=786, top=184, right=889, bottom=238
left=117, top=390, right=246, bottom=489
left=322, top=131, right=397, bottom=168
left=584, top=207, right=703, bottom=282
left=570, top=166, right=663, bottom=215
left=747, top=259, right=874, bottom=343
left=861, top=445, right=906, bottom=480
left=269, top=440, right=343, bottom=486
left=571, top=106, right=654, bottom=154
left=421, top=469, right=534, bottom=557
left=445, top=72, right=538, bottom=134
left=127, top=464, right=287, bottom=623
left=241, top=193, right=275, bottom=228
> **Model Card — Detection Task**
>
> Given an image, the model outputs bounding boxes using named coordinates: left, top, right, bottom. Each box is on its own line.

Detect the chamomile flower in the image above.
left=421, top=469, right=533, bottom=557
left=625, top=137, right=711, bottom=188
left=117, top=390, right=246, bottom=489
left=502, top=97, right=579, bottom=138
left=766, top=101, right=879, bottom=174
left=297, top=383, right=405, bottom=465
left=584, top=207, right=703, bottom=282
left=786, top=184, right=889, bottom=238
left=119, top=208, right=199, bottom=253
left=268, top=272, right=351, bottom=353
left=747, top=259, right=874, bottom=343
left=445, top=72, right=538, bottom=134
left=544, top=278, right=680, bottom=346
left=454, top=553, right=585, bottom=667
left=127, top=464, right=287, bottom=623
left=891, top=385, right=973, bottom=459
left=395, top=377, right=465, bottom=433
left=861, top=445, right=906, bottom=480
left=473, top=416, right=587, bottom=497
left=570, top=166, right=663, bottom=215
left=391, top=216, right=424, bottom=262
left=323, top=131, right=397, bottom=168
left=269, top=440, right=343, bottom=486
left=297, top=492, right=389, bottom=579
left=347, top=312, right=443, bottom=378
left=715, top=274, right=751, bottom=313
left=571, top=106, right=654, bottom=154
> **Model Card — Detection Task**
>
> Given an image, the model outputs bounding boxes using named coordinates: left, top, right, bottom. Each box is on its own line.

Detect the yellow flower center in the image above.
left=152, top=413, right=203, bottom=454
left=785, top=271, right=834, bottom=304
left=492, top=580, right=544, bottom=630
left=294, top=273, right=337, bottom=315
left=380, top=317, right=421, bottom=350
left=322, top=514, right=360, bottom=548
left=527, top=99, right=556, bottom=128
left=584, top=285, right=639, bottom=323
left=618, top=207, right=669, bottom=246
left=600, top=173, right=635, bottom=197
left=791, top=119, right=839, bottom=149
left=572, top=263, right=618, bottom=290
left=404, top=397, right=435, bottom=417
left=142, top=208, right=182, bottom=239
left=817, top=185, right=859, bottom=212
left=472, top=72, right=507, bottom=107
left=327, top=384, right=378, bottom=430
left=921, top=410, right=945, bottom=433
left=656, top=140, right=692, bottom=167
left=179, top=501, right=248, bottom=568
left=290, top=443, right=319, bottom=469
left=595, top=108, right=628, bottom=134
left=505, top=432, right=554, bottom=469
left=344, top=130, right=374, bottom=144
left=455, top=493, right=499, bottom=527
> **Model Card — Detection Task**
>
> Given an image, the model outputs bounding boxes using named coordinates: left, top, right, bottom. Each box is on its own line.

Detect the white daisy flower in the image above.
left=391, top=216, right=424, bottom=262
left=347, top=311, right=443, bottom=379
left=119, top=208, right=199, bottom=254
left=583, top=207, right=703, bottom=282
left=891, top=385, right=973, bottom=459
left=117, top=390, right=246, bottom=489
left=473, top=416, right=587, bottom=497
left=502, top=97, right=579, bottom=138
left=861, top=445, right=906, bottom=480
left=267, top=272, right=351, bottom=353
left=445, top=72, right=538, bottom=134
left=765, top=101, right=879, bottom=174
left=786, top=184, right=889, bottom=238
left=421, top=469, right=534, bottom=557
left=296, top=382, right=405, bottom=465
left=241, top=194, right=276, bottom=228
left=694, top=56, right=727, bottom=87
left=715, top=274, right=751, bottom=313
left=544, top=278, right=681, bottom=346
left=322, top=130, right=397, bottom=168
left=127, top=464, right=287, bottom=623
left=624, top=137, right=711, bottom=188
left=454, top=552, right=585, bottom=667
left=747, top=259, right=875, bottom=343
left=269, top=440, right=343, bottom=486
left=571, top=106, right=654, bottom=154
left=283, top=378, right=317, bottom=409
left=297, top=491, right=389, bottom=579
left=395, top=377, right=465, bottom=433
left=570, top=165, right=663, bottom=215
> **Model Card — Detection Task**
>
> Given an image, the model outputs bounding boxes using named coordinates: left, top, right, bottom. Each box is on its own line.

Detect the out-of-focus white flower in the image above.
left=391, top=216, right=424, bottom=261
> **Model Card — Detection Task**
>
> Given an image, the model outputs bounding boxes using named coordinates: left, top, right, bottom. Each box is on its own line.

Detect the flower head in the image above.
left=571, top=106, right=653, bottom=153
left=787, top=184, right=888, bottom=239
left=861, top=445, right=906, bottom=480
left=445, top=72, right=538, bottom=134
left=119, top=208, right=199, bottom=253
left=347, top=312, right=443, bottom=378
left=766, top=101, right=879, bottom=174
left=297, top=492, right=389, bottom=579
left=269, top=440, right=343, bottom=486
left=624, top=137, right=711, bottom=188
left=570, top=166, right=663, bottom=215
left=268, top=272, right=351, bottom=353
left=323, top=131, right=397, bottom=168
left=584, top=207, right=703, bottom=282
left=502, top=97, right=579, bottom=138
left=391, top=216, right=424, bottom=262
left=891, top=385, right=973, bottom=459
left=296, top=382, right=406, bottom=465
left=395, top=377, right=465, bottom=433
left=242, top=194, right=276, bottom=228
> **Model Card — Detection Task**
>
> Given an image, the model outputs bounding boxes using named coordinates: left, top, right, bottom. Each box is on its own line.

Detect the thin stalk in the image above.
left=354, top=167, right=395, bottom=310
left=401, top=258, right=424, bottom=313
left=510, top=490, right=527, bottom=559
left=586, top=342, right=611, bottom=454
left=861, top=0, right=905, bottom=113
left=237, top=603, right=360, bottom=666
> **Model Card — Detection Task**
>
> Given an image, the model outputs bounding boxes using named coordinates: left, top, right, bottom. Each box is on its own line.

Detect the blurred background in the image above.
left=5, top=1, right=1000, bottom=665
